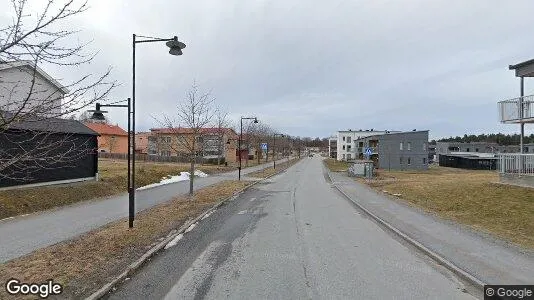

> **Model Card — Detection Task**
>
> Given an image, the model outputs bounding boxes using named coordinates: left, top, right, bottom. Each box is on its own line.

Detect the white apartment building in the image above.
left=335, top=129, right=398, bottom=161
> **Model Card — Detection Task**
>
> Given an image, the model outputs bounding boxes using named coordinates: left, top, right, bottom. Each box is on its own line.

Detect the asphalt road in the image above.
left=109, top=156, right=475, bottom=300
left=0, top=158, right=292, bottom=263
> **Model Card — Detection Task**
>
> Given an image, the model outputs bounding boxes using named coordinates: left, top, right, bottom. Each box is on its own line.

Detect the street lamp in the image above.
left=239, top=116, right=258, bottom=180
left=273, top=133, right=284, bottom=169
left=131, top=34, right=185, bottom=228
left=88, top=99, right=133, bottom=224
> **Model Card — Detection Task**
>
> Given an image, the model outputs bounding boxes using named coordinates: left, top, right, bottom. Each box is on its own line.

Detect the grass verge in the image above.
left=0, top=159, right=239, bottom=219
left=323, top=158, right=350, bottom=172
left=0, top=180, right=249, bottom=299
left=247, top=158, right=301, bottom=178
left=359, top=166, right=534, bottom=249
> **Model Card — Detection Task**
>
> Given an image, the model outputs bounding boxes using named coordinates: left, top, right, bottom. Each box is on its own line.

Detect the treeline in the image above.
left=299, top=137, right=329, bottom=147
left=434, top=133, right=534, bottom=145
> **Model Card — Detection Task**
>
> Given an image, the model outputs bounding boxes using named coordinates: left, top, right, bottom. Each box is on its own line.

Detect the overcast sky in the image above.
left=14, top=0, right=534, bottom=139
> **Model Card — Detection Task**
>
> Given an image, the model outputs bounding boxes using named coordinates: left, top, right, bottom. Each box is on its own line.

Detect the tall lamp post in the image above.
left=239, top=116, right=258, bottom=180
left=273, top=133, right=284, bottom=169
left=131, top=34, right=186, bottom=228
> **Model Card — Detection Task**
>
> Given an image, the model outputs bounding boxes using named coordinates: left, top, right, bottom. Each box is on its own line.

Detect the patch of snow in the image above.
left=194, top=170, right=208, bottom=177
left=164, top=234, right=184, bottom=249
left=249, top=197, right=256, bottom=202
left=237, top=210, right=247, bottom=215
left=137, top=170, right=209, bottom=190
left=185, top=223, right=197, bottom=233
left=201, top=211, right=214, bottom=220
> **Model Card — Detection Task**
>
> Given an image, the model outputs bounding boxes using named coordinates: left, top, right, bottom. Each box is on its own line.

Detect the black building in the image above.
left=0, top=114, right=99, bottom=189
left=438, top=154, right=497, bottom=170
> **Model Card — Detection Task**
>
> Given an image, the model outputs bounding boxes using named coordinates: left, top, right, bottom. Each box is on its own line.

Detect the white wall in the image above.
left=0, top=66, right=63, bottom=116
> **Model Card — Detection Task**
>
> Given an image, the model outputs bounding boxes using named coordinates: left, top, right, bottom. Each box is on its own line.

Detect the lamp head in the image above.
left=88, top=103, right=107, bottom=121
left=166, top=36, right=186, bottom=56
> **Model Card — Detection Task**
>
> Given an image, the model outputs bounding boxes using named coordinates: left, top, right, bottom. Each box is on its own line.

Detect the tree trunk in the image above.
left=189, top=155, right=195, bottom=196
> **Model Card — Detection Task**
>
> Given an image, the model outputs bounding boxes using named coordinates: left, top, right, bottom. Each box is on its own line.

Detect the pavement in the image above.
left=0, top=158, right=293, bottom=263
left=329, top=171, right=534, bottom=285
left=108, top=156, right=476, bottom=300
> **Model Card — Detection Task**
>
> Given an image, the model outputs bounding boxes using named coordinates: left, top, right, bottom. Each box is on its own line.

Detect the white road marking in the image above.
left=164, top=234, right=184, bottom=249
left=238, top=210, right=247, bottom=215
left=249, top=197, right=256, bottom=202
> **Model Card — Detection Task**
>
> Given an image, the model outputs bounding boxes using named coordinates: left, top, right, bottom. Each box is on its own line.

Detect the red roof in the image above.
left=84, top=122, right=128, bottom=136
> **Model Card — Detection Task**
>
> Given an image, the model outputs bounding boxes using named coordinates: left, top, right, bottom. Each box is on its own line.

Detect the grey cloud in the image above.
left=25, top=0, right=534, bottom=138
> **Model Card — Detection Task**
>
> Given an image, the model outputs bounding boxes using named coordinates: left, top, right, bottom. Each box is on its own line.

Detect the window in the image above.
left=347, top=145, right=351, bottom=151
left=423, top=143, right=427, bottom=151
left=475, top=148, right=479, bottom=152
left=407, top=157, right=411, bottom=165
left=347, top=137, right=351, bottom=143
left=423, top=158, right=426, bottom=164
left=466, top=148, right=470, bottom=152
left=407, top=142, right=411, bottom=150
left=347, top=154, right=351, bottom=160
left=400, top=157, right=404, bottom=164
left=343, top=136, right=345, bottom=141
left=342, top=154, right=346, bottom=160
left=400, top=142, right=404, bottom=150
left=359, top=142, right=363, bottom=147
left=342, top=145, right=345, bottom=150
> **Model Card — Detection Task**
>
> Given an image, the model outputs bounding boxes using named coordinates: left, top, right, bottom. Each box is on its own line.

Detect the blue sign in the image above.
left=365, top=147, right=372, bottom=158
left=261, top=143, right=268, bottom=151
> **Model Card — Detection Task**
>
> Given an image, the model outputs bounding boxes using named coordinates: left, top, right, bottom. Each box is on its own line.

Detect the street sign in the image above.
left=365, top=147, right=372, bottom=159
left=261, top=143, right=268, bottom=151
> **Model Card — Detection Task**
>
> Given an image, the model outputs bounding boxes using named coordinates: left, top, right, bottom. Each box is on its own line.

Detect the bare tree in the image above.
left=213, top=106, right=229, bottom=166
left=0, top=0, right=116, bottom=181
left=157, top=82, right=214, bottom=196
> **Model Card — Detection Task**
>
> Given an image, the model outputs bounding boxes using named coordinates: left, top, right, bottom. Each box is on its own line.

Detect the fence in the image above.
left=498, top=153, right=534, bottom=176
left=98, top=152, right=218, bottom=164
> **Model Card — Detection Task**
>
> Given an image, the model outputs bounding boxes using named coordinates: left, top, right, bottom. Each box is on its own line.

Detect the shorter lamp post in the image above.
left=89, top=99, right=136, bottom=228
left=239, top=117, right=258, bottom=180
left=273, top=133, right=284, bottom=169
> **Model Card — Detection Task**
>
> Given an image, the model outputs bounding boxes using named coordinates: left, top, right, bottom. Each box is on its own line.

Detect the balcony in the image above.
left=498, top=94, right=534, bottom=123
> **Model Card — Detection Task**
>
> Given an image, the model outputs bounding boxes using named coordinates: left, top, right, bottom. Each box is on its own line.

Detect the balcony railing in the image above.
left=498, top=94, right=534, bottom=123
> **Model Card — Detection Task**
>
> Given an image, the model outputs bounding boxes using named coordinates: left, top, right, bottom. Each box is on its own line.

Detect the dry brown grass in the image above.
left=0, top=180, right=249, bottom=299
left=0, top=159, right=237, bottom=219
left=323, top=158, right=350, bottom=172
left=360, top=166, right=534, bottom=249
left=247, top=158, right=301, bottom=178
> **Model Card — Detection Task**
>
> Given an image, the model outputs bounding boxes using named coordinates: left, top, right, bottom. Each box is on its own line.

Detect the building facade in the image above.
left=84, top=123, right=129, bottom=154
left=354, top=131, right=430, bottom=170
left=0, top=61, right=68, bottom=117
left=148, top=127, right=238, bottom=163
left=435, top=141, right=520, bottom=159
left=335, top=129, right=399, bottom=161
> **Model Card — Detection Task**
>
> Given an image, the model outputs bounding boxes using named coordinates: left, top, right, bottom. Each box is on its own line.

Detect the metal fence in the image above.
left=498, top=153, right=534, bottom=176
left=98, top=152, right=206, bottom=164
left=498, top=94, right=534, bottom=123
